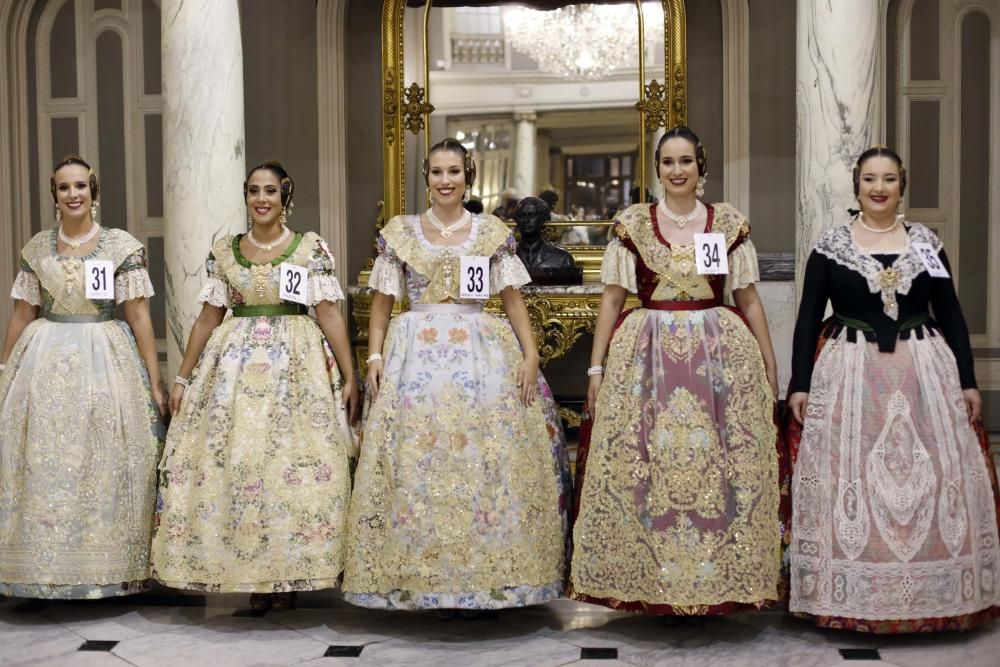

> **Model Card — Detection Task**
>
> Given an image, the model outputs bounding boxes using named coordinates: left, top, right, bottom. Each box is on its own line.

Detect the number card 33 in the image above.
left=460, top=256, right=490, bottom=300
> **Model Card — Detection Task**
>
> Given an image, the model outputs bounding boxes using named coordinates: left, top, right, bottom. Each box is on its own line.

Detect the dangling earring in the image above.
left=89, top=201, right=99, bottom=223
left=696, top=176, right=706, bottom=199
left=247, top=208, right=253, bottom=228
left=279, top=207, right=288, bottom=226
left=463, top=188, right=471, bottom=203
left=426, top=187, right=434, bottom=206
left=55, top=206, right=62, bottom=223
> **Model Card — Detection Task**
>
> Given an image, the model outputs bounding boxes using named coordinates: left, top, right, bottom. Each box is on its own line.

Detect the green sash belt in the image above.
left=231, top=303, right=308, bottom=317
left=44, top=312, right=114, bottom=323
left=834, top=312, right=930, bottom=332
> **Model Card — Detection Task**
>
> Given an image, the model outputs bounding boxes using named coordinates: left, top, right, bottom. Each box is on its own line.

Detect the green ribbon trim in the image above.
left=231, top=231, right=303, bottom=269
left=231, top=303, right=308, bottom=317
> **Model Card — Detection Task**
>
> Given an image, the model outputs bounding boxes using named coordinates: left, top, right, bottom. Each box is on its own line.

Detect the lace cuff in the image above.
left=369, top=256, right=404, bottom=298
left=490, top=254, right=531, bottom=294
left=309, top=273, right=345, bottom=305
left=197, top=276, right=230, bottom=308
left=114, top=268, right=155, bottom=304
left=10, top=270, right=41, bottom=306
left=600, top=238, right=638, bottom=292
left=727, top=238, right=760, bottom=292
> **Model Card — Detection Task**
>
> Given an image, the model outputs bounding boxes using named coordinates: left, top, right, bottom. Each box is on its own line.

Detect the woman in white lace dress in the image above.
left=151, top=161, right=357, bottom=609
left=343, top=138, right=570, bottom=612
left=788, top=146, right=1000, bottom=632
left=0, top=155, right=165, bottom=598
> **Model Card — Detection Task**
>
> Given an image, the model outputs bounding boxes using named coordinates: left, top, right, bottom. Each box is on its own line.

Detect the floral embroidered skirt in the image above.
left=342, top=304, right=569, bottom=610
left=0, top=319, right=163, bottom=599
left=151, top=314, right=354, bottom=593
left=789, top=326, right=1000, bottom=632
left=571, top=306, right=783, bottom=614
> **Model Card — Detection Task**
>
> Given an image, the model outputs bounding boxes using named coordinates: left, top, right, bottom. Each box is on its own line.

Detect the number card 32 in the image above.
left=279, top=262, right=309, bottom=305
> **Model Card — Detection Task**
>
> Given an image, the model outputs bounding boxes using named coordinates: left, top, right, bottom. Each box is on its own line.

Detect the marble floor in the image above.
left=1, top=592, right=997, bottom=667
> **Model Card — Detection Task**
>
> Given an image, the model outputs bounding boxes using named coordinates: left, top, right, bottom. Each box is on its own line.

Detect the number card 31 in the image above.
left=84, top=260, right=115, bottom=300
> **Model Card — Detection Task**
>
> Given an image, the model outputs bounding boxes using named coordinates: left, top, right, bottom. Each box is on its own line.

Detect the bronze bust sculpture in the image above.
left=513, top=197, right=582, bottom=285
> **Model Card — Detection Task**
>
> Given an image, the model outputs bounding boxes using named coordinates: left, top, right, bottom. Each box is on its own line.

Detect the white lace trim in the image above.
left=814, top=222, right=940, bottom=320
left=114, top=268, right=155, bottom=304
left=197, top=276, right=230, bottom=308
left=727, top=238, right=760, bottom=292
left=490, top=254, right=531, bottom=294
left=308, top=273, right=345, bottom=306
left=600, top=238, right=638, bottom=292
left=10, top=270, right=41, bottom=306
left=369, top=256, right=404, bottom=298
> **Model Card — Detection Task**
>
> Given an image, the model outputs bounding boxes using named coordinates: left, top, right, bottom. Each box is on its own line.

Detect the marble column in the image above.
left=795, top=0, right=888, bottom=294
left=513, top=112, right=537, bottom=197
left=161, top=0, right=246, bottom=375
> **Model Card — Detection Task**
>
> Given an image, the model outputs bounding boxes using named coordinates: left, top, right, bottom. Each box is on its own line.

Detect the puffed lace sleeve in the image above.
left=307, top=237, right=345, bottom=306
left=196, top=251, right=230, bottom=308
left=490, top=234, right=531, bottom=294
left=114, top=248, right=156, bottom=304
left=727, top=237, right=761, bottom=292
left=600, top=236, right=638, bottom=292
left=369, top=234, right=405, bottom=299
left=10, top=259, right=41, bottom=306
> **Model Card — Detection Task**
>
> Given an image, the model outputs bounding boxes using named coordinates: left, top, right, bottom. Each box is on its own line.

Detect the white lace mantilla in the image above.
left=10, top=270, right=41, bottom=307
left=814, top=222, right=941, bottom=320
left=197, top=277, right=230, bottom=308
left=114, top=269, right=155, bottom=304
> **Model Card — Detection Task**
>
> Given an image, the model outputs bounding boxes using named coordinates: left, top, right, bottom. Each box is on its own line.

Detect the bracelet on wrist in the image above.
left=367, top=353, right=383, bottom=363
left=174, top=375, right=190, bottom=387
left=587, top=365, right=604, bottom=377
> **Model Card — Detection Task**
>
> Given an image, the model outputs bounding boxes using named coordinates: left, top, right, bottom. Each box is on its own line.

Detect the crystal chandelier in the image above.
left=503, top=3, right=663, bottom=80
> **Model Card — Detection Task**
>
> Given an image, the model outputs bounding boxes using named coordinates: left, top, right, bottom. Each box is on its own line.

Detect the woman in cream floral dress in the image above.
left=343, top=138, right=569, bottom=611
left=151, top=161, right=357, bottom=605
left=0, top=155, right=165, bottom=598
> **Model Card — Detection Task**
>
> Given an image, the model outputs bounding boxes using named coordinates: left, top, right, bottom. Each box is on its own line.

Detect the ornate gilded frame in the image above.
left=378, top=0, right=687, bottom=227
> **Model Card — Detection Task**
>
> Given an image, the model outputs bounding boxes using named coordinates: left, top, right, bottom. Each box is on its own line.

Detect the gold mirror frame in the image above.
left=378, top=0, right=688, bottom=228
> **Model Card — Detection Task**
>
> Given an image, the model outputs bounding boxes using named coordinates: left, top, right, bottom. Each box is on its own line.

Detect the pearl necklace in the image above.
left=658, top=199, right=702, bottom=229
left=857, top=213, right=901, bottom=234
left=248, top=225, right=290, bottom=252
left=58, top=222, right=100, bottom=249
left=426, top=207, right=471, bottom=239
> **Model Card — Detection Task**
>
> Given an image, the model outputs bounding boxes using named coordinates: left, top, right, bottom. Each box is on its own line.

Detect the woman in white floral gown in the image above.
left=0, top=155, right=165, bottom=599
left=151, top=161, right=357, bottom=608
left=343, top=138, right=570, bottom=611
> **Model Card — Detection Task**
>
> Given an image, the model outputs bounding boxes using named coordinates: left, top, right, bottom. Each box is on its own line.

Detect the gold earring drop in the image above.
left=279, top=207, right=288, bottom=226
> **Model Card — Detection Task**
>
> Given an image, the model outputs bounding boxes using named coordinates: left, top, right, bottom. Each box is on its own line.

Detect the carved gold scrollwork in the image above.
left=672, top=65, right=687, bottom=125
left=402, top=82, right=435, bottom=136
left=383, top=69, right=398, bottom=145
left=635, top=79, right=668, bottom=132
left=520, top=297, right=600, bottom=366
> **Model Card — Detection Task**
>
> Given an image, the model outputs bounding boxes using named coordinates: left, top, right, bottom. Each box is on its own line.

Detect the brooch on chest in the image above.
left=250, top=264, right=272, bottom=299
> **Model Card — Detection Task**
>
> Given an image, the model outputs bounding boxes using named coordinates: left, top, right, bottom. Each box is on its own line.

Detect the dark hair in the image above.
left=245, top=159, right=295, bottom=207
left=422, top=137, right=477, bottom=188
left=538, top=189, right=559, bottom=208
left=50, top=154, right=100, bottom=203
left=853, top=146, right=907, bottom=197
left=654, top=126, right=707, bottom=176
left=464, top=198, right=484, bottom=215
